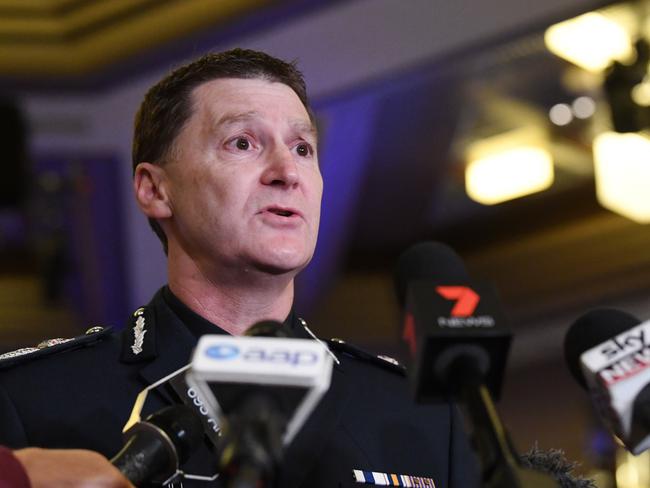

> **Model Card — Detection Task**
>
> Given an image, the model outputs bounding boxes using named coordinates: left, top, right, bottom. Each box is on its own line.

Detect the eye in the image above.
left=295, top=142, right=313, bottom=157
left=235, top=137, right=251, bottom=150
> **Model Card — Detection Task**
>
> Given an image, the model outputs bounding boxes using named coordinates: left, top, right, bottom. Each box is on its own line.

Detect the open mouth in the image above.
left=265, top=206, right=299, bottom=218
left=269, top=209, right=294, bottom=217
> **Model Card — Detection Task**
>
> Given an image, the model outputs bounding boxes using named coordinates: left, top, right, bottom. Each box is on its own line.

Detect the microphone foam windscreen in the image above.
left=393, top=241, right=470, bottom=307
left=564, top=308, right=640, bottom=389
left=244, top=320, right=291, bottom=338
left=520, top=446, right=597, bottom=488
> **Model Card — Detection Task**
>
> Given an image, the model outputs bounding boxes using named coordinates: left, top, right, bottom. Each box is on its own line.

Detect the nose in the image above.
left=261, top=144, right=299, bottom=188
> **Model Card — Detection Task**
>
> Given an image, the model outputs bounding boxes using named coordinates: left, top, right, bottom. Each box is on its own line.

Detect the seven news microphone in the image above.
left=395, top=241, right=561, bottom=488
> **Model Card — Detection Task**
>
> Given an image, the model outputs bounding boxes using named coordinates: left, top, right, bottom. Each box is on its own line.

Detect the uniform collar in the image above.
left=120, top=286, right=305, bottom=365
left=161, top=284, right=303, bottom=338
left=161, top=285, right=229, bottom=338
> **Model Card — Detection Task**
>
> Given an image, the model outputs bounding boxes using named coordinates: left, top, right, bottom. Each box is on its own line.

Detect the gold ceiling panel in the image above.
left=1, top=1, right=151, bottom=37
left=0, top=0, right=82, bottom=13
left=0, top=0, right=270, bottom=77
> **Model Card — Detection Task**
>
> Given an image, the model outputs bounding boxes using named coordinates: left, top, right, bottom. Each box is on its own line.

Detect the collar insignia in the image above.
left=131, top=307, right=147, bottom=355
left=121, top=305, right=156, bottom=363
left=353, top=469, right=436, bottom=487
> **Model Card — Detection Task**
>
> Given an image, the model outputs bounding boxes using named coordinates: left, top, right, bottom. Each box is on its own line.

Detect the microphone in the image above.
left=394, top=241, right=511, bottom=400
left=564, top=308, right=650, bottom=454
left=186, top=320, right=333, bottom=487
left=395, top=241, right=558, bottom=488
left=110, top=404, right=204, bottom=486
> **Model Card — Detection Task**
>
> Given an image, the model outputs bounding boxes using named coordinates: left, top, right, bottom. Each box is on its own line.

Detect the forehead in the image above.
left=189, top=77, right=312, bottom=126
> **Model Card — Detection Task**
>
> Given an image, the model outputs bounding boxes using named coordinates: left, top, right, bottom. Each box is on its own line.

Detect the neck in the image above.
left=167, top=251, right=295, bottom=336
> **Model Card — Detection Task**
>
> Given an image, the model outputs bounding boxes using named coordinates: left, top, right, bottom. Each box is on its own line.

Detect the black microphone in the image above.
left=218, top=321, right=293, bottom=488
left=110, top=404, right=204, bottom=486
left=394, top=241, right=558, bottom=488
left=187, top=319, right=334, bottom=488
left=564, top=308, right=650, bottom=454
left=564, top=308, right=640, bottom=389
left=394, top=241, right=511, bottom=400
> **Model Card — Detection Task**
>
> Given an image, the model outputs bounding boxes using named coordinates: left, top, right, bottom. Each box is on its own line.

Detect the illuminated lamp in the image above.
left=465, top=128, right=554, bottom=205
left=544, top=12, right=634, bottom=72
left=593, top=131, right=650, bottom=223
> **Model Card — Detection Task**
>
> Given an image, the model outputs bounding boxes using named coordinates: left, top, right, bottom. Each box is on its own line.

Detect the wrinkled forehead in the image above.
left=189, top=77, right=314, bottom=129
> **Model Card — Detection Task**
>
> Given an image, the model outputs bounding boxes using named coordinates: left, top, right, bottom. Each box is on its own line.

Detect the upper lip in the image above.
left=261, top=205, right=303, bottom=218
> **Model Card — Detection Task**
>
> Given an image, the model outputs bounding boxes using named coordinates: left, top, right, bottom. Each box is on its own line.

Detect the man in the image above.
left=0, top=49, right=478, bottom=487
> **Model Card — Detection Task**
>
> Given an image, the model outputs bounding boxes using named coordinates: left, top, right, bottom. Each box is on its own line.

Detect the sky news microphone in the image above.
left=110, top=404, right=204, bottom=486
left=564, top=308, right=650, bottom=454
left=395, top=241, right=558, bottom=488
left=186, top=320, right=333, bottom=487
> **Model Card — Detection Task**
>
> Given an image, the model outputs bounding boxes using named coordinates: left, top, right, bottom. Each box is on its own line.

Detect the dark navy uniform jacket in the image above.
left=0, top=287, right=479, bottom=487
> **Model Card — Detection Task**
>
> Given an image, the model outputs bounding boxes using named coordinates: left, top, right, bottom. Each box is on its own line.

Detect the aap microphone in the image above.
left=186, top=320, right=333, bottom=487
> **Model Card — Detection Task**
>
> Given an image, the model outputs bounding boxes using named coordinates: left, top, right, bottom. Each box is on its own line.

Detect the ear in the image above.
left=133, top=162, right=173, bottom=219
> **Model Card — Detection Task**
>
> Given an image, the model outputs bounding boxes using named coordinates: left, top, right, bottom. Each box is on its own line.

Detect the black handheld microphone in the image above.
left=395, top=241, right=558, bottom=488
left=111, top=404, right=204, bottom=486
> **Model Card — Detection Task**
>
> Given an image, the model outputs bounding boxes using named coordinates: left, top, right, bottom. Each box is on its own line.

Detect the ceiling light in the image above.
left=572, top=96, right=596, bottom=119
left=549, top=103, right=573, bottom=126
left=465, top=128, right=554, bottom=205
left=544, top=12, right=634, bottom=72
left=631, top=81, right=650, bottom=107
left=593, top=131, right=650, bottom=223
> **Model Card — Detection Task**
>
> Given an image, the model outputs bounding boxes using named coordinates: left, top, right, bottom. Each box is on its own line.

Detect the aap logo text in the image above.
left=204, top=344, right=318, bottom=366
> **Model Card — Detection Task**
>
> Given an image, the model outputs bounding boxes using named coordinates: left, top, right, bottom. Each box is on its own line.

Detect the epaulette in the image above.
left=326, top=338, right=406, bottom=376
left=0, top=326, right=112, bottom=370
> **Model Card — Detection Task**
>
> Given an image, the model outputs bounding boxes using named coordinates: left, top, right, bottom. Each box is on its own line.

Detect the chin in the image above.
left=252, top=247, right=312, bottom=276
left=252, top=235, right=314, bottom=269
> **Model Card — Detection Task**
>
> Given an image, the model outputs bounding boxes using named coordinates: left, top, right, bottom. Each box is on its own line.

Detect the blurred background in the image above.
left=0, top=0, right=649, bottom=485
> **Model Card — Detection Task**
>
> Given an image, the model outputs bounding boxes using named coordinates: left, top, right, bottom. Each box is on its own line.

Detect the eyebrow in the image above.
left=215, top=111, right=318, bottom=138
left=289, top=119, right=318, bottom=139
left=215, top=111, right=259, bottom=128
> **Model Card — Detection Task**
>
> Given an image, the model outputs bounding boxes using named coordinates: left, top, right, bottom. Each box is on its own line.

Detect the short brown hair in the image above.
left=132, top=48, right=312, bottom=253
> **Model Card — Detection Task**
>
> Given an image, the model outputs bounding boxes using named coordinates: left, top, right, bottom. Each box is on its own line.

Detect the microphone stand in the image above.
left=446, top=356, right=559, bottom=488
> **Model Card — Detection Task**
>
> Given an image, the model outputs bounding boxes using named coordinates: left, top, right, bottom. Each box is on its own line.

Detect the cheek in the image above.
left=312, top=176, right=324, bottom=212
